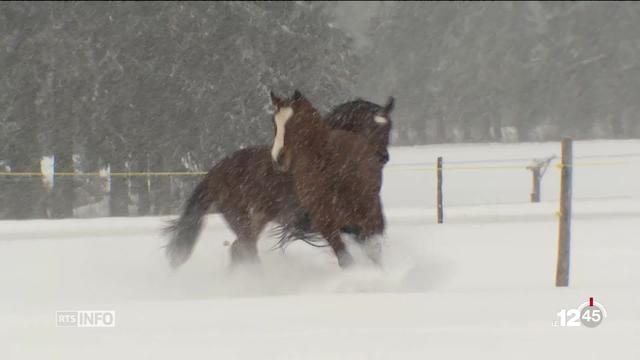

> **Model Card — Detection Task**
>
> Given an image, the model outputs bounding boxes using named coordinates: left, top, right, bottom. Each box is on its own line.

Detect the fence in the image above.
left=1, top=145, right=638, bottom=217
left=2, top=140, right=639, bottom=286
left=1, top=148, right=637, bottom=206
left=384, top=138, right=637, bottom=287
left=381, top=154, right=634, bottom=220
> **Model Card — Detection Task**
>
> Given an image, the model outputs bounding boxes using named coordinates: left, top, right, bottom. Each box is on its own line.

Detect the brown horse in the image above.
left=270, top=90, right=386, bottom=268
left=165, top=93, right=394, bottom=268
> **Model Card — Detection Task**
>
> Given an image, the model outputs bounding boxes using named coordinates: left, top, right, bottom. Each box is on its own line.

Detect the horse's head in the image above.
left=325, top=96, right=395, bottom=163
left=269, top=89, right=321, bottom=172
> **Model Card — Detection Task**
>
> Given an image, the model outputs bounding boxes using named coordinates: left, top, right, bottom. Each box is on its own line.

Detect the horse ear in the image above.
left=383, top=96, right=395, bottom=115
left=270, top=90, right=283, bottom=108
left=292, top=89, right=303, bottom=101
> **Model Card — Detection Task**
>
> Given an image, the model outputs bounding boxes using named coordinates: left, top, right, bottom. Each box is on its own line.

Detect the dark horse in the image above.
left=270, top=90, right=386, bottom=268
left=165, top=93, right=394, bottom=268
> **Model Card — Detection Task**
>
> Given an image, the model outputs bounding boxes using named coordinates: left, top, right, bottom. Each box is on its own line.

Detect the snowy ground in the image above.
left=1, top=139, right=639, bottom=359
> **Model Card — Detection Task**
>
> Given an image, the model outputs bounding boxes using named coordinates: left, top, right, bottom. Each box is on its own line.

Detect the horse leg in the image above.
left=227, top=210, right=267, bottom=266
left=230, top=235, right=259, bottom=265
left=356, top=233, right=383, bottom=266
left=321, top=230, right=354, bottom=268
left=356, top=204, right=385, bottom=266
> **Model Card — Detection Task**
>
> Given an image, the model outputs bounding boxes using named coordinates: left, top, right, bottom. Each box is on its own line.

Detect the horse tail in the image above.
left=164, top=176, right=216, bottom=268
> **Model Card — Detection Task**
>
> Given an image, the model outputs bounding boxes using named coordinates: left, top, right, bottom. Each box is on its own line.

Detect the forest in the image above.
left=1, top=2, right=639, bottom=219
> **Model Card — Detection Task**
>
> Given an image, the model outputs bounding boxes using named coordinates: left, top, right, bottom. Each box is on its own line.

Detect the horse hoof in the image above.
left=337, top=252, right=355, bottom=268
left=366, top=249, right=383, bottom=267
left=362, top=238, right=383, bottom=266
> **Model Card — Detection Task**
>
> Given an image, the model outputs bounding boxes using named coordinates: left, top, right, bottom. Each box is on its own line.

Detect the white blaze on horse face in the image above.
left=271, top=106, right=293, bottom=162
left=374, top=115, right=388, bottom=124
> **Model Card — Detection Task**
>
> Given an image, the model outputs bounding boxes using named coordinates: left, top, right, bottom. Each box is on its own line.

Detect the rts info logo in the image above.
left=56, top=310, right=116, bottom=328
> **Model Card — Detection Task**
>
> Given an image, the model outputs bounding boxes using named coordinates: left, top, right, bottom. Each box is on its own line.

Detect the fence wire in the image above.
left=0, top=153, right=637, bottom=178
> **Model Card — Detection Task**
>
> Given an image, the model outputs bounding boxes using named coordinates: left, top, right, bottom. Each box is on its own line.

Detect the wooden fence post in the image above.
left=437, top=156, right=443, bottom=224
left=556, top=138, right=573, bottom=287
left=530, top=168, right=541, bottom=203
left=527, top=155, right=555, bottom=203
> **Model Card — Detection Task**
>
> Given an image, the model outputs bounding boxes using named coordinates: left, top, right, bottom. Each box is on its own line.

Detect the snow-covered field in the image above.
left=1, top=139, right=639, bottom=359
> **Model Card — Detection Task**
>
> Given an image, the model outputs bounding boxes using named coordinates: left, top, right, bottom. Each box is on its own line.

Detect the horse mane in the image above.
left=324, top=99, right=385, bottom=126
